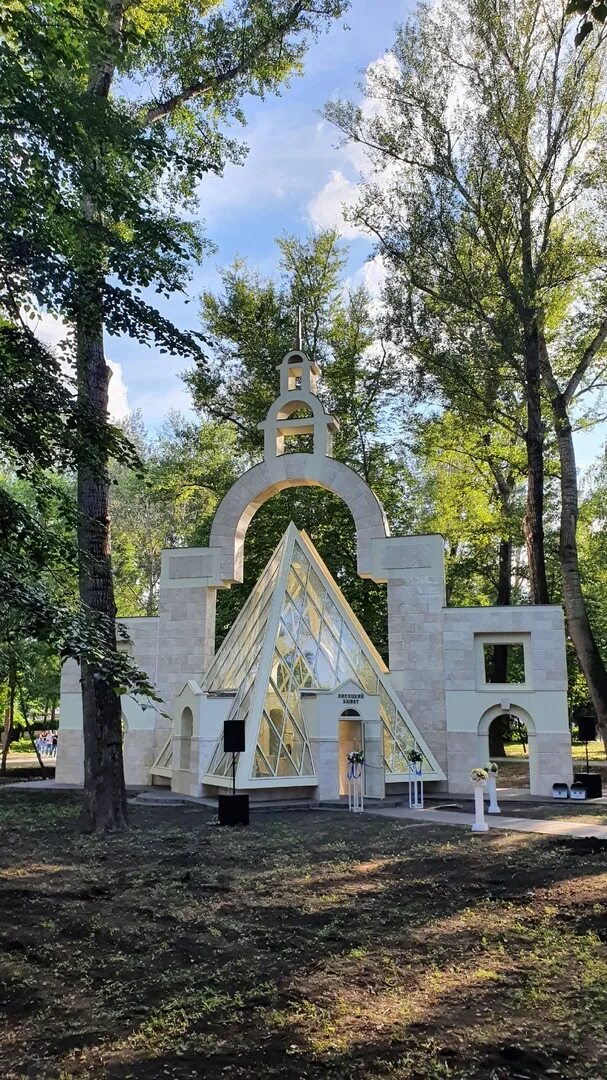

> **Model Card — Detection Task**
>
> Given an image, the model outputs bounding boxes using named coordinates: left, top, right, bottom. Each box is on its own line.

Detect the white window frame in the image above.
left=474, top=632, right=532, bottom=692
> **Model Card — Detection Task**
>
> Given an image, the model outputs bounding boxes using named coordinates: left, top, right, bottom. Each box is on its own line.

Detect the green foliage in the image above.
left=0, top=1, right=349, bottom=726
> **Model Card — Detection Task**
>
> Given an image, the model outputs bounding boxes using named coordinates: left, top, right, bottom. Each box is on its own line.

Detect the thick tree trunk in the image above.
left=76, top=296, right=127, bottom=832
left=496, top=538, right=513, bottom=607
left=72, top=0, right=128, bottom=831
left=551, top=393, right=607, bottom=751
left=488, top=716, right=507, bottom=758
left=490, top=538, right=513, bottom=693
left=522, top=326, right=549, bottom=604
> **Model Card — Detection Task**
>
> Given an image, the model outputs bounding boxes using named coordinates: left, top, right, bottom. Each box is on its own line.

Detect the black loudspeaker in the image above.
left=218, top=793, right=250, bottom=826
left=574, top=771, right=603, bottom=799
left=223, top=719, right=245, bottom=753
left=578, top=715, right=597, bottom=743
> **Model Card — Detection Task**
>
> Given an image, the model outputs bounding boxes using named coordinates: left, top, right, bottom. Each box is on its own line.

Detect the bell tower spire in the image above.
left=257, top=310, right=339, bottom=459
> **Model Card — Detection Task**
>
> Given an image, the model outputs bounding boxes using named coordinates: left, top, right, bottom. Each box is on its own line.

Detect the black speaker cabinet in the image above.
left=218, top=793, right=249, bottom=826
left=223, top=719, right=245, bottom=753
left=574, top=771, right=603, bottom=799
left=578, top=715, right=597, bottom=743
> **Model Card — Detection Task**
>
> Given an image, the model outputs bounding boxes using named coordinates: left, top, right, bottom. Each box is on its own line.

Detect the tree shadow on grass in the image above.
left=2, top=799, right=607, bottom=1079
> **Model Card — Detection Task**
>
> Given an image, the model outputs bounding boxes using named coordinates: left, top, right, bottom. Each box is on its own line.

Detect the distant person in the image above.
left=51, top=733, right=57, bottom=758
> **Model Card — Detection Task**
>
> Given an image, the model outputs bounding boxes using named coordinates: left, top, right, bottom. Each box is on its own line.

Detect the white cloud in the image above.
left=307, top=169, right=366, bottom=238
left=308, top=52, right=402, bottom=241
left=358, top=253, right=387, bottom=304
left=107, top=360, right=129, bottom=419
left=27, top=308, right=130, bottom=419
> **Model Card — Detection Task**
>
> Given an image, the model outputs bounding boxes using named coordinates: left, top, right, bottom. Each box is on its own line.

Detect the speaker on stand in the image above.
left=218, top=719, right=249, bottom=826
left=574, top=711, right=602, bottom=799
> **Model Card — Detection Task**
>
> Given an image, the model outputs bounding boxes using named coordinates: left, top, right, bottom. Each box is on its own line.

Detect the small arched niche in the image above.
left=179, top=706, right=193, bottom=771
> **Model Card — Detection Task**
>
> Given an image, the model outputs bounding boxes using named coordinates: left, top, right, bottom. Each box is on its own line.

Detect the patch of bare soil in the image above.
left=1, top=791, right=607, bottom=1080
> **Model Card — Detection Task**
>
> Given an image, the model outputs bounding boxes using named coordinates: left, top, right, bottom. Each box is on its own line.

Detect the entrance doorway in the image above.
left=338, top=709, right=363, bottom=796
left=488, top=712, right=530, bottom=790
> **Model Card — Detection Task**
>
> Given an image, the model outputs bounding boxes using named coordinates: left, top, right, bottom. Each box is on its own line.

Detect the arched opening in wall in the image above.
left=215, top=486, right=388, bottom=661
left=180, top=707, right=193, bottom=771
left=487, top=712, right=530, bottom=790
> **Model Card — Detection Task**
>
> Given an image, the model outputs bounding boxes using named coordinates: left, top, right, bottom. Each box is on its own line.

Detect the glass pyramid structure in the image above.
left=202, top=523, right=443, bottom=786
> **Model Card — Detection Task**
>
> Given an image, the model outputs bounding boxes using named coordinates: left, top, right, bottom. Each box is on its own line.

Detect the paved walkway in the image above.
left=366, top=804, right=607, bottom=839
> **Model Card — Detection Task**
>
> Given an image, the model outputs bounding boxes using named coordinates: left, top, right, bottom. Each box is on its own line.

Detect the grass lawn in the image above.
left=2, top=794, right=607, bottom=1079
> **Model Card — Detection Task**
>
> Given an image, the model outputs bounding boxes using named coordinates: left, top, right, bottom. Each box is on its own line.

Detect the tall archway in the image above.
left=478, top=704, right=537, bottom=793
left=209, top=454, right=389, bottom=585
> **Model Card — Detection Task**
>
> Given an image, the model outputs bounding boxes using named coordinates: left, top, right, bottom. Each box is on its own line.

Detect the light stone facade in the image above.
left=58, top=344, right=573, bottom=798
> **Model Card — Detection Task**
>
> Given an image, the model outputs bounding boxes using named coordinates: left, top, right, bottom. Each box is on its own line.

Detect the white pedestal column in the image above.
left=348, top=764, right=364, bottom=813
left=408, top=763, right=424, bottom=809
left=486, top=772, right=501, bottom=814
left=472, top=781, right=489, bottom=832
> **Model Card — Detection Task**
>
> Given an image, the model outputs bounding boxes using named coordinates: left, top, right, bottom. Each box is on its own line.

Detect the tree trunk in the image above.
left=551, top=392, right=607, bottom=752
left=73, top=0, right=128, bottom=831
left=76, top=298, right=128, bottom=831
left=1, top=682, right=16, bottom=774
left=522, top=326, right=550, bottom=604
left=490, top=538, right=513, bottom=692
left=496, top=538, right=512, bottom=607
left=488, top=716, right=507, bottom=758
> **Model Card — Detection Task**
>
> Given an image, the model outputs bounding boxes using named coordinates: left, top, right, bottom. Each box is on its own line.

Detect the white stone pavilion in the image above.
left=57, top=341, right=574, bottom=799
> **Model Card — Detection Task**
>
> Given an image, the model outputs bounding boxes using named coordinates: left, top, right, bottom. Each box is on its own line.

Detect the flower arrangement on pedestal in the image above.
left=484, top=761, right=501, bottom=814
left=347, top=750, right=365, bottom=766
left=470, top=766, right=490, bottom=832
left=407, top=749, right=423, bottom=767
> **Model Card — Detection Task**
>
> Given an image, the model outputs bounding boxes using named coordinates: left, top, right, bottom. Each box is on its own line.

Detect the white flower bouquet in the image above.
left=484, top=761, right=499, bottom=774
left=347, top=750, right=365, bottom=766
left=470, top=767, right=489, bottom=783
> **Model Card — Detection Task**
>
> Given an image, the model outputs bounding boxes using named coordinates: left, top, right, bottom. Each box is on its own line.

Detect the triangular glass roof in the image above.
left=203, top=524, right=444, bottom=784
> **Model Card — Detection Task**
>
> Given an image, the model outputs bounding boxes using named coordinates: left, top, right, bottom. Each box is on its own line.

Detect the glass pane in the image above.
left=335, top=648, right=357, bottom=686
left=282, top=722, right=304, bottom=770
left=272, top=653, right=291, bottom=694
left=254, top=748, right=272, bottom=778
left=340, top=625, right=359, bottom=665
left=291, top=545, right=309, bottom=585
left=322, top=596, right=342, bottom=640
left=314, top=647, right=335, bottom=689
left=379, top=685, right=397, bottom=724
left=357, top=652, right=378, bottom=694
left=281, top=597, right=301, bottom=639
left=296, top=620, right=318, bottom=673
left=301, top=746, right=315, bottom=776
left=287, top=568, right=304, bottom=604
left=320, top=623, right=339, bottom=668
left=292, top=654, right=314, bottom=688
left=257, top=712, right=281, bottom=772
left=307, top=566, right=324, bottom=608
left=303, top=595, right=322, bottom=639
left=276, top=745, right=297, bottom=777
left=276, top=621, right=297, bottom=668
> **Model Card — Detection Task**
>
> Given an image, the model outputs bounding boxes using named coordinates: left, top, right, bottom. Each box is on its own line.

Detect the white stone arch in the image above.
left=477, top=702, right=538, bottom=791
left=209, top=453, right=390, bottom=584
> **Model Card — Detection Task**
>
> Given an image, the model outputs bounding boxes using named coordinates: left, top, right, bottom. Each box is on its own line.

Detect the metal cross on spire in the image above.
left=294, top=304, right=303, bottom=351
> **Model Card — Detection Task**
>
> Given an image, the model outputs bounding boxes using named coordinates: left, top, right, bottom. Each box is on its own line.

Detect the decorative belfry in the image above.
left=257, top=308, right=339, bottom=460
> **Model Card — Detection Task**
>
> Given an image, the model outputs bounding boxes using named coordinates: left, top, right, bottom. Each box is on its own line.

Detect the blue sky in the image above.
left=107, top=1, right=411, bottom=424
left=87, top=0, right=603, bottom=470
